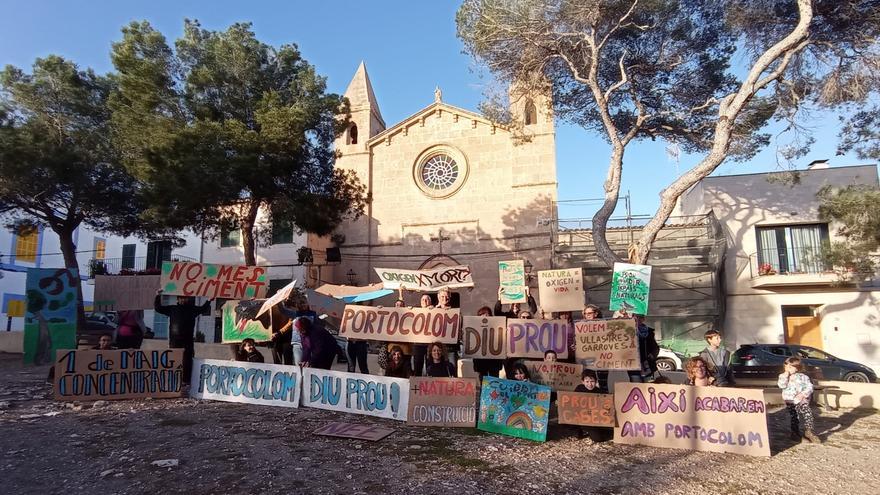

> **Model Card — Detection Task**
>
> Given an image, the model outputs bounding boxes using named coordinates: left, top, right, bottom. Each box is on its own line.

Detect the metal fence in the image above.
left=88, top=254, right=197, bottom=277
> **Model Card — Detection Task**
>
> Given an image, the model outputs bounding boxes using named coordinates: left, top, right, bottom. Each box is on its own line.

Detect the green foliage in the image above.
left=818, top=184, right=880, bottom=280
left=26, top=289, right=45, bottom=314
left=0, top=56, right=142, bottom=243
left=110, top=20, right=367, bottom=261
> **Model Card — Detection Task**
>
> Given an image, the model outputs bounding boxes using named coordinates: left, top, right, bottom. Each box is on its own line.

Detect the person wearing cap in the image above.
left=293, top=316, right=338, bottom=370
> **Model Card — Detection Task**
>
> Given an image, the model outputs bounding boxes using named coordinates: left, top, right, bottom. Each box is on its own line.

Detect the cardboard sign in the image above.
left=537, top=268, right=584, bottom=312
left=461, top=316, right=507, bottom=359
left=159, top=261, right=268, bottom=299
left=313, top=422, right=395, bottom=441
left=255, top=279, right=297, bottom=318
left=557, top=392, right=616, bottom=427
left=190, top=358, right=301, bottom=407
left=498, top=260, right=526, bottom=304
left=613, top=383, right=771, bottom=457
left=221, top=300, right=273, bottom=343
left=339, top=305, right=460, bottom=344
left=301, top=368, right=410, bottom=421
left=525, top=360, right=584, bottom=391
left=54, top=349, right=184, bottom=401
left=507, top=319, right=570, bottom=359
left=609, top=263, right=652, bottom=315
left=25, top=268, right=78, bottom=365
left=93, top=275, right=160, bottom=311
left=477, top=377, right=552, bottom=442
left=407, top=377, right=479, bottom=427
left=374, top=265, right=474, bottom=291
left=573, top=318, right=639, bottom=370
left=306, top=289, right=347, bottom=327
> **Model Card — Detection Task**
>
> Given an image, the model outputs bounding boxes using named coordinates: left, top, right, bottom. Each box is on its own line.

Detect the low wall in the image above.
left=0, top=331, right=23, bottom=353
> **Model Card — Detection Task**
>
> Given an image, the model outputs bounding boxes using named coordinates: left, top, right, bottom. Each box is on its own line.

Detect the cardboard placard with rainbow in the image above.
left=477, top=376, right=552, bottom=442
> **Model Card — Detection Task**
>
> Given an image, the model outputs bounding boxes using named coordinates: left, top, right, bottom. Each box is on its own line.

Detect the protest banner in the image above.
left=313, top=422, right=395, bottom=441
left=339, top=305, right=460, bottom=344
left=159, top=261, right=268, bottom=299
left=54, top=349, right=184, bottom=401
left=190, top=358, right=301, bottom=407
left=255, top=279, right=297, bottom=318
left=525, top=360, right=583, bottom=391
left=613, top=383, right=771, bottom=457
left=221, top=300, right=273, bottom=343
left=302, top=368, right=410, bottom=421
left=25, top=268, right=78, bottom=365
left=477, top=377, right=552, bottom=442
left=93, top=275, right=160, bottom=311
left=557, top=392, right=616, bottom=427
left=507, top=319, right=570, bottom=359
left=498, top=260, right=526, bottom=304
left=374, top=265, right=474, bottom=291
left=407, top=377, right=479, bottom=427
left=537, top=267, right=584, bottom=312
left=609, top=263, right=652, bottom=315
left=573, top=318, right=639, bottom=370
left=461, top=316, right=507, bottom=359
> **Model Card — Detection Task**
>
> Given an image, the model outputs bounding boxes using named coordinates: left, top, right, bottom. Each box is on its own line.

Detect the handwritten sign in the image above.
left=221, top=300, right=272, bottom=343
left=301, top=368, right=410, bottom=421
left=54, top=349, right=184, bottom=401
left=93, top=275, right=160, bottom=311
left=613, top=383, right=770, bottom=457
left=374, top=265, right=474, bottom=291
left=609, top=263, right=652, bottom=314
left=160, top=261, right=268, bottom=299
left=525, top=360, right=583, bottom=391
left=461, top=316, right=507, bottom=359
left=537, top=268, right=584, bottom=312
left=557, top=392, right=615, bottom=427
left=408, top=377, right=479, bottom=427
left=477, top=377, right=552, bottom=442
left=190, top=358, right=300, bottom=407
left=255, top=279, right=297, bottom=318
left=339, top=305, right=460, bottom=344
left=507, top=319, right=570, bottom=359
left=574, top=318, right=639, bottom=370
left=25, top=268, right=78, bottom=365
left=498, top=260, right=526, bottom=304
left=313, top=422, right=395, bottom=442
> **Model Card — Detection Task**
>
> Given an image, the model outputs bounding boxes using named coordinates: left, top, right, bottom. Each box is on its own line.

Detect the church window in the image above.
left=421, top=154, right=459, bottom=191
left=524, top=99, right=537, bottom=125
left=348, top=124, right=358, bottom=144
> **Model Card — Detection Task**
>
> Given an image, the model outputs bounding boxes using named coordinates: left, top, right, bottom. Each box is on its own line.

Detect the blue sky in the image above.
left=1, top=1, right=869, bottom=221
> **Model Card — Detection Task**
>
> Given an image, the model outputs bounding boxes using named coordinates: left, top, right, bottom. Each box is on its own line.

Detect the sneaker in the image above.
left=803, top=430, right=821, bottom=444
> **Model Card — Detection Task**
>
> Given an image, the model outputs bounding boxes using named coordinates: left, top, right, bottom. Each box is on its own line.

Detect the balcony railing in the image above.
left=749, top=247, right=830, bottom=279
left=88, top=254, right=198, bottom=277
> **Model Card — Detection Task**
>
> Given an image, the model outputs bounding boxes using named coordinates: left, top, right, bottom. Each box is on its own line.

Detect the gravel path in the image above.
left=1, top=354, right=877, bottom=495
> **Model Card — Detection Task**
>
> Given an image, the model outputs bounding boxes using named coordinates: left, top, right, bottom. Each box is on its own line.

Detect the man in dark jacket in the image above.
left=293, top=316, right=338, bottom=370
left=629, top=314, right=660, bottom=383
left=155, top=290, right=211, bottom=385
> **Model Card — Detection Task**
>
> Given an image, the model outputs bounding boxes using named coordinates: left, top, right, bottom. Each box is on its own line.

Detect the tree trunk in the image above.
left=240, top=199, right=261, bottom=267
left=592, top=145, right=626, bottom=266
left=57, top=226, right=87, bottom=338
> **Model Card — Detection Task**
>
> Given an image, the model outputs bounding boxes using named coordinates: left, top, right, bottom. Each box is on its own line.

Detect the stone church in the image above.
left=330, top=62, right=558, bottom=314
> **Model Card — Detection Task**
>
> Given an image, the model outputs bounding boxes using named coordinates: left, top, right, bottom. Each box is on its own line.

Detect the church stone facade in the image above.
left=331, top=62, right=558, bottom=314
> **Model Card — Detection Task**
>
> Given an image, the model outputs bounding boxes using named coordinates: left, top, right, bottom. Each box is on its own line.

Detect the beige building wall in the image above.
left=331, top=63, right=557, bottom=314
left=678, top=164, right=880, bottom=374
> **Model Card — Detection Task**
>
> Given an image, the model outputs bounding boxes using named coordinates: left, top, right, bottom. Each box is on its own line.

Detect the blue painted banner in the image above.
left=302, top=368, right=409, bottom=421
left=25, top=268, right=79, bottom=365
left=190, top=358, right=301, bottom=408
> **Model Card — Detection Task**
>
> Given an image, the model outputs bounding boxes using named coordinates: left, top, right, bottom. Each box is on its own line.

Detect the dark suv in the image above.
left=732, top=344, right=877, bottom=383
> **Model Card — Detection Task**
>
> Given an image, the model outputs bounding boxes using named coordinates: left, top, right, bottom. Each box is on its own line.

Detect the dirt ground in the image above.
left=1, top=353, right=878, bottom=495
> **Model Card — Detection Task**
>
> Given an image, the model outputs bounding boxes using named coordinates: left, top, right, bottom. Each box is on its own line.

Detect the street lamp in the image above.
left=346, top=268, right=357, bottom=285
left=523, top=259, right=533, bottom=284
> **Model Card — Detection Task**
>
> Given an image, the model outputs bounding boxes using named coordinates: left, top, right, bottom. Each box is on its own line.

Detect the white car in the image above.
left=656, top=348, right=684, bottom=371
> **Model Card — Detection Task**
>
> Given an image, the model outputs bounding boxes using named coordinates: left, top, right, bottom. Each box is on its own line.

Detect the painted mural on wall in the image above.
left=24, top=268, right=79, bottom=365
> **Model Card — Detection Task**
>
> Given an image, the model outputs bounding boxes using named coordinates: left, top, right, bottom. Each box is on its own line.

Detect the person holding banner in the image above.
left=425, top=342, right=456, bottom=377
left=411, top=293, right=435, bottom=376
left=294, top=317, right=337, bottom=370
left=472, top=306, right=504, bottom=379
left=494, top=287, right=536, bottom=319
left=685, top=357, right=714, bottom=386
left=235, top=338, right=265, bottom=363
left=628, top=314, right=659, bottom=383
left=385, top=345, right=412, bottom=378
left=115, top=310, right=146, bottom=349
left=155, top=290, right=211, bottom=385
left=511, top=362, right=532, bottom=382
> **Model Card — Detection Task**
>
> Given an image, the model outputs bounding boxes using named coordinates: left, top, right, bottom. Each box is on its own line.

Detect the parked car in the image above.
left=656, top=348, right=686, bottom=371
left=731, top=344, right=878, bottom=383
